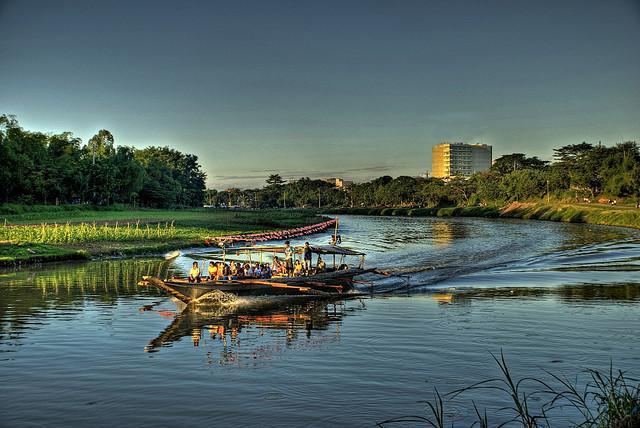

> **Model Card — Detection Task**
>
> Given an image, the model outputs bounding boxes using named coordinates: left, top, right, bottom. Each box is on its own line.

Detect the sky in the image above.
left=1, top=0, right=639, bottom=189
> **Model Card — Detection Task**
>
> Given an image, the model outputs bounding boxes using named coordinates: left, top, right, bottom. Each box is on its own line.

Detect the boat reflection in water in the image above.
left=143, top=297, right=366, bottom=364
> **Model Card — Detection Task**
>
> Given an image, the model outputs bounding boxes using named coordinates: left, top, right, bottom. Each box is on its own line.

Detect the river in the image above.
left=1, top=216, right=639, bottom=427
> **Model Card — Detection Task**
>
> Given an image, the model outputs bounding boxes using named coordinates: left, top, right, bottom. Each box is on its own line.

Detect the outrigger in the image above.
left=138, top=244, right=377, bottom=304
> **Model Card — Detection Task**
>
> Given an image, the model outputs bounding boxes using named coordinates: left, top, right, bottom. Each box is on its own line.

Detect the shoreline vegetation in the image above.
left=0, top=206, right=325, bottom=267
left=2, top=200, right=639, bottom=268
left=2, top=115, right=639, bottom=265
left=324, top=201, right=640, bottom=231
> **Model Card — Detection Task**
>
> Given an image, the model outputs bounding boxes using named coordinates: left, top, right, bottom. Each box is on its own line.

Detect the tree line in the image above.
left=3, top=113, right=635, bottom=209
left=0, top=115, right=206, bottom=207
left=207, top=141, right=640, bottom=209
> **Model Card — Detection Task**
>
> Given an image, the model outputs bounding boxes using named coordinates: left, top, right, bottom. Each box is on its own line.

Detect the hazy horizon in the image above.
left=1, top=0, right=639, bottom=189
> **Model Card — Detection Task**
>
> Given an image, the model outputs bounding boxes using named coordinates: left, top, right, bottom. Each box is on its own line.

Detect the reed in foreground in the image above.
left=377, top=351, right=640, bottom=428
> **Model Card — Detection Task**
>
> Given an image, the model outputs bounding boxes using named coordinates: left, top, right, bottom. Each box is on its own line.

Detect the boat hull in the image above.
left=165, top=281, right=305, bottom=299
left=140, top=268, right=374, bottom=303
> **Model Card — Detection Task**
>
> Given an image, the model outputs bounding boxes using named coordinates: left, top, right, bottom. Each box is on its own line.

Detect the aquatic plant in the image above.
left=377, top=351, right=640, bottom=428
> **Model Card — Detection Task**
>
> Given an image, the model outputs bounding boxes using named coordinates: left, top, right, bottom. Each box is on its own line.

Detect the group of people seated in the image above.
left=187, top=241, right=331, bottom=283
left=187, top=257, right=330, bottom=283
left=188, top=260, right=274, bottom=283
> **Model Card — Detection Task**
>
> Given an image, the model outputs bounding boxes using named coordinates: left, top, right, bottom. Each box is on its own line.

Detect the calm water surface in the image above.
left=1, top=216, right=639, bottom=427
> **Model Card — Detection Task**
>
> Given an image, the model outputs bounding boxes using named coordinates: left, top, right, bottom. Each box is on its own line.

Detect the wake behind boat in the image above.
left=139, top=244, right=377, bottom=303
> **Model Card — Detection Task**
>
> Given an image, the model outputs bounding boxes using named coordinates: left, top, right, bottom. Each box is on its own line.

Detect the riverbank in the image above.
left=0, top=208, right=325, bottom=267
left=326, top=202, right=640, bottom=230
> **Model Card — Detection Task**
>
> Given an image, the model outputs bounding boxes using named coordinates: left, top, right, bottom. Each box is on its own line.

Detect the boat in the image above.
left=139, top=244, right=376, bottom=303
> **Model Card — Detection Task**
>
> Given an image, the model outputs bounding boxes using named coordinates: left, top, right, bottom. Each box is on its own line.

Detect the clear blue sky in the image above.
left=1, top=0, right=639, bottom=189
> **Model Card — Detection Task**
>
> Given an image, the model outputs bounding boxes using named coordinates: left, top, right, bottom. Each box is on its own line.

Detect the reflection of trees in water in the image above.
left=145, top=299, right=365, bottom=365
left=2, top=259, right=168, bottom=296
left=0, top=259, right=169, bottom=338
left=556, top=283, right=640, bottom=301
left=438, top=284, right=640, bottom=305
left=558, top=227, right=637, bottom=251
left=374, top=218, right=467, bottom=248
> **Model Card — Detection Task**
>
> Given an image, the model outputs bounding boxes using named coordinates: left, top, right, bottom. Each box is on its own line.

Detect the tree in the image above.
left=46, top=132, right=83, bottom=204
left=0, top=114, right=207, bottom=207
left=416, top=179, right=447, bottom=207
left=569, top=146, right=607, bottom=197
left=378, top=176, right=419, bottom=206
left=87, top=129, right=114, bottom=165
left=447, top=177, right=476, bottom=206
left=491, top=153, right=548, bottom=175
left=266, top=174, right=285, bottom=186
left=135, top=146, right=207, bottom=207
left=599, top=142, right=640, bottom=197
left=544, top=164, right=570, bottom=197
left=0, top=118, right=49, bottom=203
left=205, top=189, right=219, bottom=206
left=500, top=169, right=546, bottom=201
left=469, top=172, right=503, bottom=204
left=0, top=115, right=22, bottom=202
left=113, top=146, right=145, bottom=205
left=553, top=142, right=594, bottom=163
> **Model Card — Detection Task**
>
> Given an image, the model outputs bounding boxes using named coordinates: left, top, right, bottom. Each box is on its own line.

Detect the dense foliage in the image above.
left=3, top=114, right=636, bottom=209
left=208, top=142, right=640, bottom=209
left=0, top=115, right=206, bottom=207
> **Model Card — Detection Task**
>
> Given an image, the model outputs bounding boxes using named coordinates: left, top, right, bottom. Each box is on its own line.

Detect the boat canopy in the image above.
left=229, top=244, right=365, bottom=256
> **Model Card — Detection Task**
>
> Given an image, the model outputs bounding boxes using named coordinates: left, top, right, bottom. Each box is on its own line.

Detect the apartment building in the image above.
left=431, top=142, right=492, bottom=178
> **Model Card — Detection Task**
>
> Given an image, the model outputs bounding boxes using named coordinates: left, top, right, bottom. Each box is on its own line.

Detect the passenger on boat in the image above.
left=293, top=260, right=303, bottom=276
left=207, top=261, right=217, bottom=280
left=272, top=256, right=283, bottom=275
left=236, top=263, right=245, bottom=278
left=253, top=262, right=262, bottom=278
left=189, top=261, right=201, bottom=283
left=262, top=263, right=272, bottom=279
left=230, top=261, right=238, bottom=277
left=245, top=263, right=255, bottom=278
left=316, top=256, right=326, bottom=272
left=303, top=242, right=312, bottom=272
left=284, top=240, right=294, bottom=276
left=216, top=262, right=225, bottom=280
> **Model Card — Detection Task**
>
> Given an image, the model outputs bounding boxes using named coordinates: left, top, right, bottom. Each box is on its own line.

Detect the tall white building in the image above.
left=431, top=142, right=492, bottom=178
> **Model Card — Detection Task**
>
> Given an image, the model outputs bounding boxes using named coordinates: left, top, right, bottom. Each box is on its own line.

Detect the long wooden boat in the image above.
left=139, top=244, right=375, bottom=303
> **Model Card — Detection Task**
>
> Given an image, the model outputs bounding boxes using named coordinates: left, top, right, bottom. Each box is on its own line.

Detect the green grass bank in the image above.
left=0, top=207, right=324, bottom=267
left=325, top=202, right=640, bottom=230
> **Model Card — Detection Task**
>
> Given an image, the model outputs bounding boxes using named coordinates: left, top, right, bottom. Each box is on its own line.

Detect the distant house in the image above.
left=323, top=177, right=353, bottom=189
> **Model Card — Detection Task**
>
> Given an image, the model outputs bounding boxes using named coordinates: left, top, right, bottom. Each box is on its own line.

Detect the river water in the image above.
left=1, top=216, right=639, bottom=427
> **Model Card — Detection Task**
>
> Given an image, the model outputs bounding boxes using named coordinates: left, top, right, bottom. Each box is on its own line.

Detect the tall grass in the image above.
left=377, top=351, right=640, bottom=428
left=0, top=221, right=179, bottom=244
left=0, top=208, right=326, bottom=245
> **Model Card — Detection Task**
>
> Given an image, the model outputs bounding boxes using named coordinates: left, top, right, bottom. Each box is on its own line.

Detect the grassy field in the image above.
left=326, top=201, right=640, bottom=230
left=0, top=207, right=324, bottom=266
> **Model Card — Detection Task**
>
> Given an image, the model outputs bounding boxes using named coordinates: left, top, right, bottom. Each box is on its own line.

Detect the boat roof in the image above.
left=230, top=244, right=365, bottom=256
